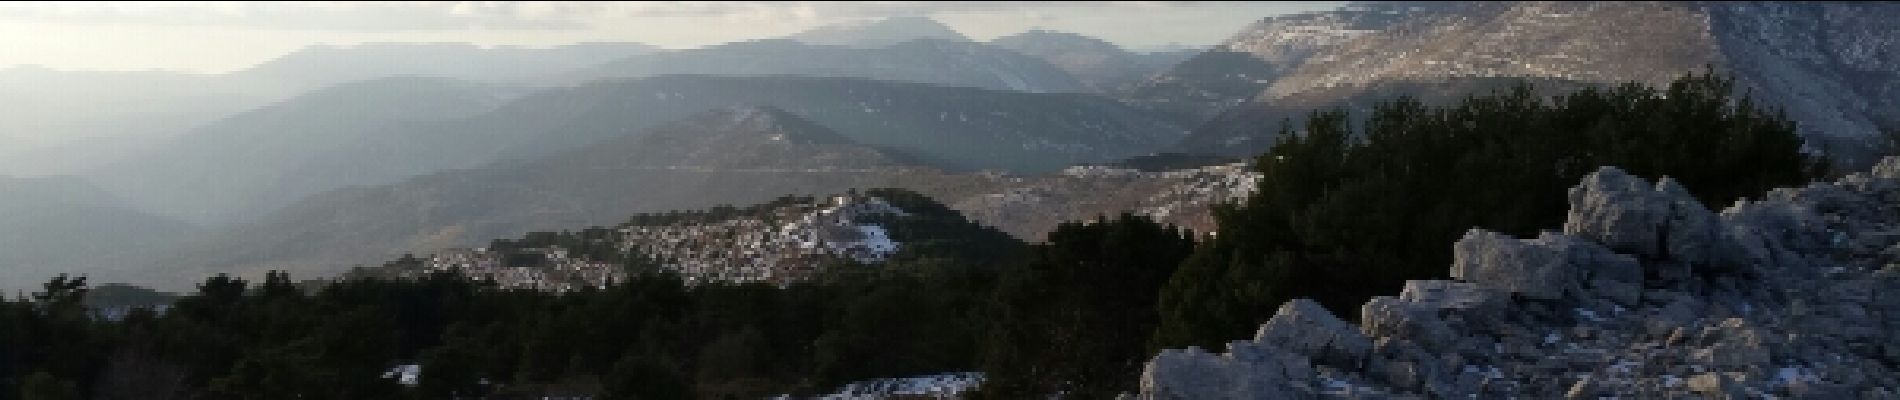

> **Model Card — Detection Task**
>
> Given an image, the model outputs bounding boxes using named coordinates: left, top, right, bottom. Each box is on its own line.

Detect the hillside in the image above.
left=989, top=30, right=1180, bottom=92
left=1172, top=76, right=1592, bottom=156
left=0, top=67, right=255, bottom=176
left=138, top=107, right=999, bottom=290
left=456, top=75, right=1183, bottom=173
left=231, top=42, right=658, bottom=91
left=0, top=42, right=660, bottom=178
left=82, top=77, right=513, bottom=225
left=363, top=187, right=1018, bottom=290
left=1116, top=2, right=1424, bottom=123
left=564, top=38, right=1087, bottom=94
left=950, top=162, right=1259, bottom=240
left=85, top=74, right=1179, bottom=226
left=136, top=106, right=1228, bottom=291
left=0, top=176, right=200, bottom=293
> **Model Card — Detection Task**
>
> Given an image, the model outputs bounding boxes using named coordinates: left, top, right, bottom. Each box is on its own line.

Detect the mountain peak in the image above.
left=786, top=16, right=970, bottom=48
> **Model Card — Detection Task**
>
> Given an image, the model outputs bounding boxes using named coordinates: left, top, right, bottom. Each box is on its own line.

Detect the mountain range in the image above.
left=130, top=107, right=1243, bottom=291
left=9, top=5, right=1900, bottom=294
left=135, top=107, right=989, bottom=290
left=561, top=38, right=1088, bottom=94
left=81, top=74, right=1183, bottom=226
left=0, top=42, right=655, bottom=177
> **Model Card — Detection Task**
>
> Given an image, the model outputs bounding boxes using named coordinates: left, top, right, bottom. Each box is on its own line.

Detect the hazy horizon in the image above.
left=0, top=1, right=1344, bottom=74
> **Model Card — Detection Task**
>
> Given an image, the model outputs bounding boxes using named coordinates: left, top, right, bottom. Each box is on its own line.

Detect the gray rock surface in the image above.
left=1138, top=159, right=1900, bottom=399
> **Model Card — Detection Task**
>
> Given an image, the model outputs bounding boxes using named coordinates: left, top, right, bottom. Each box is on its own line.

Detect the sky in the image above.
left=0, top=1, right=1344, bottom=74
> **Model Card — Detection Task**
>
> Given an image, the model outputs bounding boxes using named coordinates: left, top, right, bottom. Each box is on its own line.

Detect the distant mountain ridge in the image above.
left=989, top=30, right=1191, bottom=92
left=82, top=74, right=1182, bottom=225
left=0, top=176, right=200, bottom=293
left=785, top=16, right=972, bottom=48
left=83, top=76, right=513, bottom=225
left=0, top=42, right=655, bottom=178
left=565, top=38, right=1088, bottom=94
left=232, top=42, right=658, bottom=89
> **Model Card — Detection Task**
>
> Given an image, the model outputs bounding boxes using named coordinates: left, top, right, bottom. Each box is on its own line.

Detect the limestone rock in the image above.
left=1565, top=167, right=1669, bottom=256
left=1870, top=156, right=1900, bottom=180
left=1254, top=299, right=1371, bottom=368
left=1564, top=167, right=1749, bottom=274
left=1451, top=229, right=1578, bottom=301
left=1139, top=346, right=1309, bottom=400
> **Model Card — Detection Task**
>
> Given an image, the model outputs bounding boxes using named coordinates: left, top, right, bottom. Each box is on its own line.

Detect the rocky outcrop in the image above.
left=1137, top=159, right=1900, bottom=398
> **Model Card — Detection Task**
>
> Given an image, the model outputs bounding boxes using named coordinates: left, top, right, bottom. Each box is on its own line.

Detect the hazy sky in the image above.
left=0, top=1, right=1344, bottom=74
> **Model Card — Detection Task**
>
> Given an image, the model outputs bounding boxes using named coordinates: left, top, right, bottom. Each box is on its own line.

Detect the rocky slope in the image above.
left=1177, top=1, right=1900, bottom=166
left=951, top=162, right=1260, bottom=240
left=1138, top=158, right=1900, bottom=398
left=1116, top=2, right=1425, bottom=123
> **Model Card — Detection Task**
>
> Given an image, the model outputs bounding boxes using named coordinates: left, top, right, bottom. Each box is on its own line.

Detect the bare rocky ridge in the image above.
left=1138, top=158, right=1900, bottom=398
left=1262, top=2, right=1721, bottom=100
left=1118, top=2, right=1419, bottom=123
left=1164, top=1, right=1900, bottom=167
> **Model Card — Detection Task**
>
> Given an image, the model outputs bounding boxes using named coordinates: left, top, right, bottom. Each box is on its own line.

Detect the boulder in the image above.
left=1254, top=299, right=1372, bottom=368
left=1565, top=167, right=1669, bottom=256
left=1138, top=347, right=1308, bottom=400
left=1397, top=280, right=1508, bottom=321
left=1451, top=229, right=1579, bottom=301
left=1869, top=156, right=1900, bottom=180
left=1566, top=167, right=1751, bottom=273
left=1362, top=296, right=1460, bottom=351
left=1532, top=233, right=1645, bottom=304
